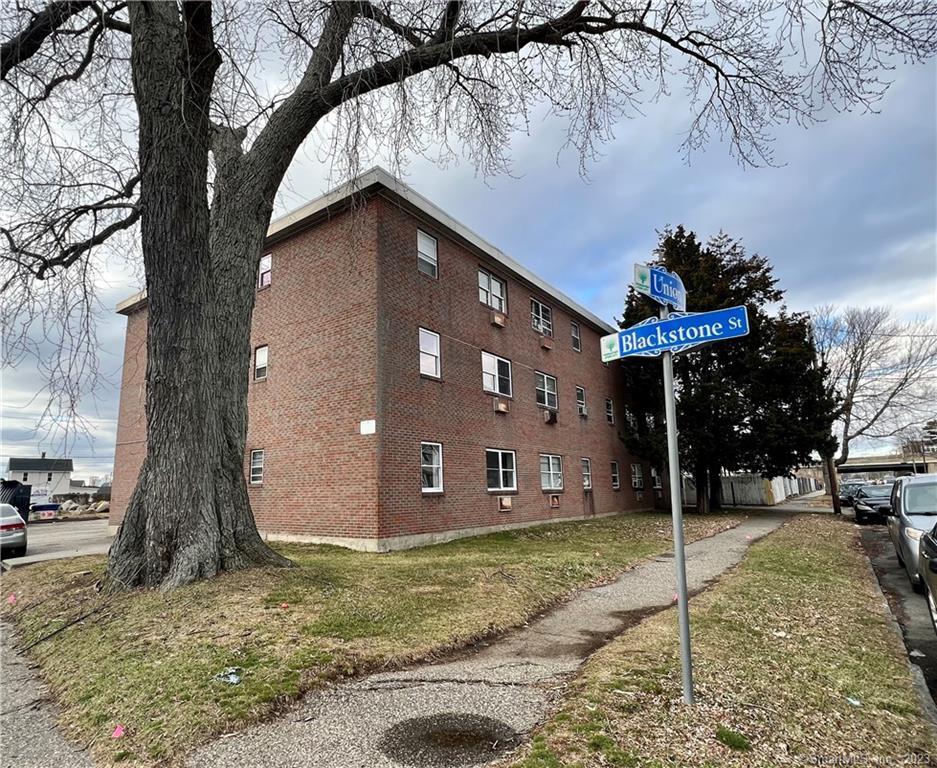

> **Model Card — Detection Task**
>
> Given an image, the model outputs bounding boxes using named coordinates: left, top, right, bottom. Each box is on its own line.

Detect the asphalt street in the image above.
left=860, top=521, right=937, bottom=702
left=2, top=518, right=110, bottom=566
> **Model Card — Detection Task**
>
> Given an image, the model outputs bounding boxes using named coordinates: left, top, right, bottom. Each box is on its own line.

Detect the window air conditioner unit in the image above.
left=578, top=405, right=588, bottom=417
left=493, top=398, right=510, bottom=413
left=543, top=409, right=557, bottom=425
left=539, top=335, right=554, bottom=350
left=490, top=311, right=507, bottom=328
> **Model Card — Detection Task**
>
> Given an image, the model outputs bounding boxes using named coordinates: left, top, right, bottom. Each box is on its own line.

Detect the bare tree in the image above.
left=814, top=305, right=937, bottom=469
left=3, top=2, right=936, bottom=589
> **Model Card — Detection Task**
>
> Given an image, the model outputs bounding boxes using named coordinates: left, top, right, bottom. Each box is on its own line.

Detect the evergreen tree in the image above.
left=620, top=227, right=838, bottom=513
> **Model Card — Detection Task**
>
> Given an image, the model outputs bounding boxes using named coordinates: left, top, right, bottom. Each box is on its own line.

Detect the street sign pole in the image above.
left=661, top=305, right=695, bottom=705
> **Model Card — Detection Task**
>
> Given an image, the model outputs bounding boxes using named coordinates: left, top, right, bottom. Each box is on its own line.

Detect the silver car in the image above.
left=888, top=476, right=937, bottom=592
left=0, top=503, right=27, bottom=557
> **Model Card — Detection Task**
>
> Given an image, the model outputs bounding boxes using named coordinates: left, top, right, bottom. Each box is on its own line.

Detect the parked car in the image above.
left=918, top=523, right=937, bottom=634
left=852, top=485, right=892, bottom=524
left=838, top=480, right=865, bottom=508
left=0, top=503, right=27, bottom=557
left=887, top=476, right=937, bottom=592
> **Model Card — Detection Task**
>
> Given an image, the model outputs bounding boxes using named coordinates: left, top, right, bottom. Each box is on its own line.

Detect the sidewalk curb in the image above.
left=860, top=535, right=937, bottom=736
left=26, top=514, right=110, bottom=526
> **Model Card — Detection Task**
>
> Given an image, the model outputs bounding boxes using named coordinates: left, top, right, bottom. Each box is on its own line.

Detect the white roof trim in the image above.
left=117, top=167, right=616, bottom=334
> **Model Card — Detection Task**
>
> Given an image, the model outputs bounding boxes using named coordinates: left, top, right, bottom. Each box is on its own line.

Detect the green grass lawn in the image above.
left=1, top=511, right=742, bottom=765
left=507, top=514, right=935, bottom=768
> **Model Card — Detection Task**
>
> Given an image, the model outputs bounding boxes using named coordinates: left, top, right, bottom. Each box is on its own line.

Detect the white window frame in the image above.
left=258, top=253, right=272, bottom=288
left=254, top=345, right=268, bottom=381
left=632, top=463, right=645, bottom=490
left=419, top=328, right=441, bottom=378
left=571, top=321, right=581, bottom=352
left=249, top=449, right=264, bottom=485
left=482, top=351, right=513, bottom=397
left=576, top=386, right=587, bottom=416
left=421, top=442, right=443, bottom=493
left=22, top=473, right=27, bottom=482
left=611, top=461, right=621, bottom=490
left=535, top=371, right=558, bottom=410
left=651, top=467, right=663, bottom=489
left=540, top=454, right=564, bottom=491
left=417, top=230, right=438, bottom=278
left=47, top=472, right=53, bottom=482
left=486, top=448, right=517, bottom=492
left=530, top=298, right=553, bottom=336
left=605, top=398, right=615, bottom=424
left=581, top=458, right=592, bottom=490
left=478, top=269, right=506, bottom=312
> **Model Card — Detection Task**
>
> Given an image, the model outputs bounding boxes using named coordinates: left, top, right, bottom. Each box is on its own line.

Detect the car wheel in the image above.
left=7, top=545, right=26, bottom=558
left=855, top=509, right=865, bottom=525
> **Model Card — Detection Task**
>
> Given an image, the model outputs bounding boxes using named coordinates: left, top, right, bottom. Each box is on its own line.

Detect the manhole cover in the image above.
left=378, top=713, right=518, bottom=767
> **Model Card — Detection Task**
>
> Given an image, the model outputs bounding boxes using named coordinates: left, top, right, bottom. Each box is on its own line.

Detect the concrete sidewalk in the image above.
left=188, top=511, right=789, bottom=768
left=0, top=623, right=93, bottom=768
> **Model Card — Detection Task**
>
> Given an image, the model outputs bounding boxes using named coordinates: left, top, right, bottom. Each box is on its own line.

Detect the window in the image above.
left=421, top=442, right=443, bottom=493
left=249, top=450, right=264, bottom=484
left=22, top=473, right=27, bottom=482
left=632, top=463, right=645, bottom=490
left=535, top=372, right=558, bottom=410
left=258, top=253, right=272, bottom=288
left=478, top=269, right=506, bottom=312
left=419, top=328, right=441, bottom=378
left=47, top=472, right=53, bottom=482
left=417, top=230, right=438, bottom=278
left=581, top=458, right=592, bottom=490
left=540, top=454, right=564, bottom=491
left=576, top=387, right=587, bottom=416
left=611, top=461, right=621, bottom=489
left=486, top=449, right=517, bottom=491
left=254, top=345, right=268, bottom=381
left=571, top=321, right=581, bottom=352
left=530, top=298, right=553, bottom=336
left=651, top=467, right=663, bottom=489
left=482, top=352, right=512, bottom=397
left=605, top=398, right=615, bottom=424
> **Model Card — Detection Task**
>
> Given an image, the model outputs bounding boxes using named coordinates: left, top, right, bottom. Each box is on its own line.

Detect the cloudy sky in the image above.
left=2, top=55, right=935, bottom=481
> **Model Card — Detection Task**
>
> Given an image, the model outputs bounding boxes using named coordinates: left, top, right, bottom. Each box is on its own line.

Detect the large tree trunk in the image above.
left=107, top=2, right=289, bottom=591
left=708, top=465, right=723, bottom=511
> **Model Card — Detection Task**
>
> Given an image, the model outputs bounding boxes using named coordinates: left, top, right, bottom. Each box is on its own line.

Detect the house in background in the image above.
left=6, top=454, right=74, bottom=504
left=111, top=168, right=661, bottom=551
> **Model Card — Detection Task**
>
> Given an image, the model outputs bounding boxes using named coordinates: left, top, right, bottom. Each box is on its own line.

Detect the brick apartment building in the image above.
left=110, top=168, right=662, bottom=550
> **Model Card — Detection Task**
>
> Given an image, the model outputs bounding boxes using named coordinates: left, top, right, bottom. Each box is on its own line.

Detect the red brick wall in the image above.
left=374, top=197, right=654, bottom=542
left=110, top=191, right=661, bottom=545
left=110, top=308, right=148, bottom=527
left=245, top=207, right=381, bottom=539
left=110, top=204, right=382, bottom=539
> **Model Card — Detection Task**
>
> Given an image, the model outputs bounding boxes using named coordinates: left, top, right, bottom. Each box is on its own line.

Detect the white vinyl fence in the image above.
left=682, top=473, right=822, bottom=507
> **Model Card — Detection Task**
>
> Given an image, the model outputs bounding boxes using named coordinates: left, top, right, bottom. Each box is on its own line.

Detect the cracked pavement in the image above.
left=187, top=512, right=789, bottom=768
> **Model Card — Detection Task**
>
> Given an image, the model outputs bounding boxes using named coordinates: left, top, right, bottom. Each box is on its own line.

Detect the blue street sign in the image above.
left=648, top=266, right=686, bottom=311
left=600, top=305, right=749, bottom=361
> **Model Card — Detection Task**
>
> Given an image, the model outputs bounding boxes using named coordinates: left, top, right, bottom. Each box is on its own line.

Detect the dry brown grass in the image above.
left=508, top=514, right=935, bottom=768
left=0, top=510, right=742, bottom=766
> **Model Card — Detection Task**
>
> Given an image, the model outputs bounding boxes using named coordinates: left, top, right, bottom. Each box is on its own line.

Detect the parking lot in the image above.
left=859, top=519, right=937, bottom=702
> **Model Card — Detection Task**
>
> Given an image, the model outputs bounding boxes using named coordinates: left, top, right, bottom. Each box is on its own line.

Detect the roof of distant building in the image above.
left=8, top=457, right=74, bottom=472
left=117, top=167, right=616, bottom=334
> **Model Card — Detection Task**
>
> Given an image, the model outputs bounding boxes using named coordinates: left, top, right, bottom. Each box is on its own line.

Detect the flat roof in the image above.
left=117, top=167, right=616, bottom=333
